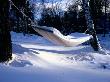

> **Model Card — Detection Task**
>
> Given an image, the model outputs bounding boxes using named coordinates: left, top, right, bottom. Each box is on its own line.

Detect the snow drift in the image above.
left=0, top=32, right=110, bottom=82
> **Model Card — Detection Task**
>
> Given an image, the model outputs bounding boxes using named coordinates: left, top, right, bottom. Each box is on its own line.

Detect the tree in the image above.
left=0, top=0, right=12, bottom=62
left=82, top=0, right=101, bottom=51
left=89, top=0, right=103, bottom=21
left=64, top=4, right=78, bottom=34
left=89, top=0, right=110, bottom=35
left=39, top=7, right=63, bottom=32
left=10, top=0, right=35, bottom=34
left=23, top=0, right=35, bottom=34
left=103, top=0, right=109, bottom=36
left=65, top=2, right=87, bottom=33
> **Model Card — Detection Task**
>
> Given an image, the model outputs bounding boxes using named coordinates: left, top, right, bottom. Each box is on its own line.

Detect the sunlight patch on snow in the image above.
left=10, top=31, right=110, bottom=70
left=7, top=54, right=16, bottom=64
left=8, top=54, right=33, bottom=67
left=21, top=43, right=85, bottom=51
left=31, top=50, right=77, bottom=68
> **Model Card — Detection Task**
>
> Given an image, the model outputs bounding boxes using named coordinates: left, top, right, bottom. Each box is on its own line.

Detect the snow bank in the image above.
left=0, top=31, right=110, bottom=82
left=11, top=31, right=110, bottom=69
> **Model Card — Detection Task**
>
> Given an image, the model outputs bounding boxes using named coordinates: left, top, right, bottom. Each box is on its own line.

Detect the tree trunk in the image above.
left=82, top=0, right=100, bottom=51
left=103, top=0, right=107, bottom=37
left=0, top=0, right=12, bottom=62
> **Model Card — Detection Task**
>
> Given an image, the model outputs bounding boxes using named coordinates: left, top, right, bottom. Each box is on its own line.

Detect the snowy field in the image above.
left=0, top=32, right=110, bottom=82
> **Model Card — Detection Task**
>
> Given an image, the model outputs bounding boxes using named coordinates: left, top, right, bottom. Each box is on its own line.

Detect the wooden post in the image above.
left=82, top=0, right=101, bottom=51
left=0, top=0, right=12, bottom=62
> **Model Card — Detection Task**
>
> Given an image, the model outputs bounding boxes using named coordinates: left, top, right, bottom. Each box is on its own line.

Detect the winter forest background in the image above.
left=10, top=0, right=110, bottom=35
left=0, top=0, right=110, bottom=66
left=0, top=0, right=110, bottom=65
left=1, top=0, right=110, bottom=82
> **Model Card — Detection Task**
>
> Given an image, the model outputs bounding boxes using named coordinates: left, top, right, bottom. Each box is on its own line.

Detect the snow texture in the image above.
left=0, top=32, right=110, bottom=82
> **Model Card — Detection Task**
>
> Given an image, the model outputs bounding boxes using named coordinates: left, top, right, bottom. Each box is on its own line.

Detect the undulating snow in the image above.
left=0, top=32, right=110, bottom=82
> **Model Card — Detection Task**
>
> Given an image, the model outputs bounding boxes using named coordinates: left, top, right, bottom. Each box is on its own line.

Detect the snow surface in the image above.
left=0, top=32, right=110, bottom=82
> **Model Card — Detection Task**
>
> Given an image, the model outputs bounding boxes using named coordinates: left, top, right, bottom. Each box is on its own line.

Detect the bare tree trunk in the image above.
left=0, top=0, right=12, bottom=62
left=82, top=0, right=101, bottom=51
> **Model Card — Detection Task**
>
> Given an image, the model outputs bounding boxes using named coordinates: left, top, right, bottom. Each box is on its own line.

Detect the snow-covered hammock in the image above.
left=33, top=26, right=92, bottom=47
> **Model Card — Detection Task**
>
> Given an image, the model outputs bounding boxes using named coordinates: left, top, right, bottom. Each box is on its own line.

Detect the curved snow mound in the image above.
left=34, top=26, right=92, bottom=46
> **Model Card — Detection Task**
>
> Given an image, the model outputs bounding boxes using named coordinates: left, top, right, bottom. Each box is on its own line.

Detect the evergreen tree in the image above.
left=89, top=0, right=103, bottom=20
left=89, top=0, right=109, bottom=34
left=63, top=5, right=78, bottom=34
left=0, top=0, right=12, bottom=62
left=78, top=10, right=87, bottom=32
left=39, top=7, right=63, bottom=33
left=23, top=0, right=35, bottom=34
left=10, top=0, right=34, bottom=34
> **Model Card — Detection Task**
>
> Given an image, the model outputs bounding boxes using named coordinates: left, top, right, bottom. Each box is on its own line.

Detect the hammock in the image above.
left=33, top=26, right=92, bottom=47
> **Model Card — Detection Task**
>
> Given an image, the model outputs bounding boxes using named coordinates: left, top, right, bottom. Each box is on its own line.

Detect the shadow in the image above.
left=11, top=43, right=95, bottom=67
left=11, top=43, right=39, bottom=67
left=12, top=43, right=39, bottom=55
left=9, top=60, right=33, bottom=67
left=30, top=46, right=94, bottom=55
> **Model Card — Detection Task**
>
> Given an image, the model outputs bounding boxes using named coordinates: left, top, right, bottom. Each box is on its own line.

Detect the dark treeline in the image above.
left=0, top=0, right=35, bottom=62
left=38, top=2, right=87, bottom=35
left=0, top=0, right=12, bottom=62
left=9, top=0, right=110, bottom=35
left=10, top=0, right=36, bottom=34
left=38, top=0, right=110, bottom=35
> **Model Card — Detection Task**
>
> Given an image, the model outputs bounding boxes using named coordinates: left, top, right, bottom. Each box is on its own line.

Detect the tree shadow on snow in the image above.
left=9, top=59, right=33, bottom=67
left=30, top=46, right=94, bottom=55
left=12, top=43, right=39, bottom=55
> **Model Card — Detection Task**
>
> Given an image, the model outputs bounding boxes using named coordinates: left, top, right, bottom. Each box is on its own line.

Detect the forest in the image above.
left=0, top=0, right=109, bottom=61
left=0, top=0, right=110, bottom=82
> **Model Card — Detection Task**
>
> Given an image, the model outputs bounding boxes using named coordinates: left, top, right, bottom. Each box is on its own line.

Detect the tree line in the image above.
left=8, top=0, right=110, bottom=36
left=0, top=0, right=35, bottom=62
left=38, top=0, right=110, bottom=35
left=9, top=0, right=35, bottom=34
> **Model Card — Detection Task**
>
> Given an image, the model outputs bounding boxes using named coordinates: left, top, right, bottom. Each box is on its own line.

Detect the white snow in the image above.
left=0, top=32, right=110, bottom=82
left=34, top=26, right=92, bottom=46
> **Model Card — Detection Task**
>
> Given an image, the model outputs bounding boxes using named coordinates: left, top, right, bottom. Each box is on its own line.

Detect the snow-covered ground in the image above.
left=0, top=32, right=110, bottom=82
